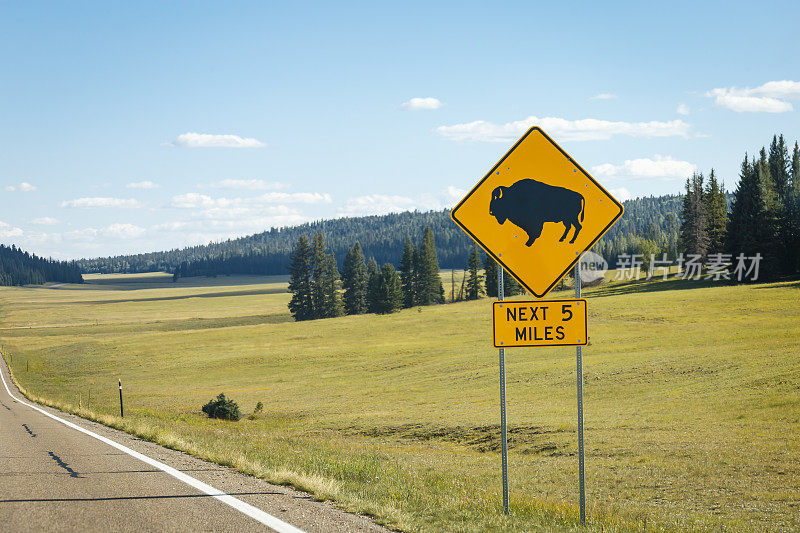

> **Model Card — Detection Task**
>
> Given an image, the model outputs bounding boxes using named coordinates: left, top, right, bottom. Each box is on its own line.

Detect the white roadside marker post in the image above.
left=118, top=379, right=124, bottom=418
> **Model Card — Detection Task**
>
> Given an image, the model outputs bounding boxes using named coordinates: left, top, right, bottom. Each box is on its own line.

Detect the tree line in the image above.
left=84, top=211, right=478, bottom=275
left=82, top=196, right=687, bottom=279
left=74, top=135, right=800, bottom=283
left=680, top=134, right=800, bottom=279
left=287, top=227, right=445, bottom=320
left=0, top=244, right=83, bottom=286
left=287, top=226, right=533, bottom=321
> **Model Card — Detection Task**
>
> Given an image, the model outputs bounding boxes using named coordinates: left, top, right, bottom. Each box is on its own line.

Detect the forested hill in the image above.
left=0, top=244, right=83, bottom=286
left=78, top=194, right=685, bottom=276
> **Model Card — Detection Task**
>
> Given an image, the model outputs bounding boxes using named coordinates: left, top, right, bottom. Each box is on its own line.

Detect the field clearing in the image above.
left=1, top=273, right=799, bottom=531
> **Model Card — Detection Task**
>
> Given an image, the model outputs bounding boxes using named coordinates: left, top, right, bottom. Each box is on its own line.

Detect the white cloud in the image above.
left=337, top=186, right=465, bottom=217
left=609, top=187, right=632, bottom=202
left=401, top=97, right=443, bottom=110
left=589, top=93, right=616, bottom=100
left=171, top=193, right=216, bottom=209
left=171, top=191, right=331, bottom=209
left=32, top=217, right=60, bottom=226
left=101, top=223, right=146, bottom=239
left=707, top=91, right=791, bottom=113
left=154, top=203, right=307, bottom=236
left=705, top=80, right=800, bottom=113
left=436, top=116, right=691, bottom=142
left=63, top=228, right=99, bottom=241
left=191, top=205, right=303, bottom=224
left=207, top=179, right=287, bottom=190
left=168, top=132, right=266, bottom=148
left=167, top=191, right=327, bottom=234
left=126, top=180, right=160, bottom=189
left=442, top=185, right=466, bottom=206
left=591, top=155, right=697, bottom=181
left=61, top=197, right=142, bottom=208
left=256, top=192, right=332, bottom=204
left=676, top=103, right=690, bottom=115
left=338, top=194, right=417, bottom=216
left=5, top=181, right=37, bottom=192
left=0, top=221, right=23, bottom=238
left=151, top=221, right=191, bottom=232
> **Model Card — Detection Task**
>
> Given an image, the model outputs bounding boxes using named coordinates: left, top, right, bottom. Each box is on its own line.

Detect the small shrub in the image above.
left=201, top=393, right=241, bottom=421
left=247, top=401, right=265, bottom=420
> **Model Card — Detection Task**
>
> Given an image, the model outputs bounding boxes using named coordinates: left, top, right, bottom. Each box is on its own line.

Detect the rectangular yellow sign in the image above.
left=492, top=299, right=588, bottom=348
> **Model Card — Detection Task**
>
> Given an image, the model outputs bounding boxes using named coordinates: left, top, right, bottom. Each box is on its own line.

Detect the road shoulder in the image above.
left=0, top=356, right=391, bottom=533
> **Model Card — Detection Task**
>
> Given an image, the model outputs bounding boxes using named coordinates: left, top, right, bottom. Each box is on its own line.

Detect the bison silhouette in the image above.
left=489, top=179, right=585, bottom=246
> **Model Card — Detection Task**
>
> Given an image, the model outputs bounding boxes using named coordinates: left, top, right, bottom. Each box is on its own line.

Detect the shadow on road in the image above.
left=0, top=491, right=284, bottom=503
left=47, top=451, right=82, bottom=478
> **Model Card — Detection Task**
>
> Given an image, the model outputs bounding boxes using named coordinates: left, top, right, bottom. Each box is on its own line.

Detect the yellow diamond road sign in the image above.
left=451, top=127, right=624, bottom=298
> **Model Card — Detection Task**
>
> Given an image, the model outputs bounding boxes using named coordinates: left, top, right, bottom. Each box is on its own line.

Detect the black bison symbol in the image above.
left=489, top=179, right=585, bottom=246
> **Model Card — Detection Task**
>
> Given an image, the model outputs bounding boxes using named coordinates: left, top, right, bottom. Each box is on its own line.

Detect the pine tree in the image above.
left=484, top=254, right=498, bottom=297
left=465, top=243, right=483, bottom=300
left=729, top=147, right=785, bottom=280
left=703, top=169, right=727, bottom=254
left=637, top=238, right=660, bottom=272
left=310, top=233, right=327, bottom=318
left=319, top=252, right=344, bottom=318
left=366, top=258, right=381, bottom=314
left=788, top=143, right=800, bottom=274
left=755, top=150, right=782, bottom=279
left=768, top=135, right=790, bottom=200
left=342, top=242, right=368, bottom=315
left=375, top=263, right=403, bottom=314
left=398, top=238, right=417, bottom=308
left=287, top=235, right=314, bottom=321
left=483, top=255, right=523, bottom=297
left=504, top=271, right=523, bottom=296
left=769, top=135, right=797, bottom=276
left=728, top=155, right=760, bottom=259
left=679, top=173, right=709, bottom=257
left=417, top=227, right=444, bottom=305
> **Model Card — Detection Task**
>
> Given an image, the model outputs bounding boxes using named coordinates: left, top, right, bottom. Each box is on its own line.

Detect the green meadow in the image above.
left=1, top=272, right=798, bottom=532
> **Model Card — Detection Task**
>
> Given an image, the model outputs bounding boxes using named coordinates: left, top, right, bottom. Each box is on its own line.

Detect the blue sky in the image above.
left=2, top=1, right=799, bottom=259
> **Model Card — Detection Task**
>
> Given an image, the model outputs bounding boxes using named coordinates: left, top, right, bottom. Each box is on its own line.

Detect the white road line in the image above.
left=0, top=361, right=306, bottom=533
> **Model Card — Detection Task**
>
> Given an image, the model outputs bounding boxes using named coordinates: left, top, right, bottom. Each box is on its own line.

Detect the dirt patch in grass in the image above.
left=346, top=423, right=569, bottom=455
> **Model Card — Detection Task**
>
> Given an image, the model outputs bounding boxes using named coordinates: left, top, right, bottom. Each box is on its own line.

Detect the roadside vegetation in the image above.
left=1, top=272, right=798, bottom=531
left=202, top=393, right=242, bottom=421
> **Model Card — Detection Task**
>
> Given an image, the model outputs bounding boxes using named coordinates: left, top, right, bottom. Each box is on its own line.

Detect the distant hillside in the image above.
left=78, top=194, right=685, bottom=276
left=0, top=244, right=83, bottom=286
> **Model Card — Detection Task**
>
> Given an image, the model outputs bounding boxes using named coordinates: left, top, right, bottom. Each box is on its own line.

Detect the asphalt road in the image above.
left=0, top=357, right=387, bottom=532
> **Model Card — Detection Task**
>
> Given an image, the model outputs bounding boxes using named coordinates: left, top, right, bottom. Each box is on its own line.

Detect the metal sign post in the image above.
left=574, top=261, right=586, bottom=525
left=498, top=267, right=509, bottom=515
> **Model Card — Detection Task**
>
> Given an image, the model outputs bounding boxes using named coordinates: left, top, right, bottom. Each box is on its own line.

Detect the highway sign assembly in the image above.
left=493, top=299, right=587, bottom=348
left=451, top=126, right=623, bottom=298
left=451, top=126, right=624, bottom=525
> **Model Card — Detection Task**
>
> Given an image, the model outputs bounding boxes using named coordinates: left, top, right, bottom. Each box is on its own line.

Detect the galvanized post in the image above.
left=574, top=261, right=586, bottom=525
left=498, top=267, right=509, bottom=514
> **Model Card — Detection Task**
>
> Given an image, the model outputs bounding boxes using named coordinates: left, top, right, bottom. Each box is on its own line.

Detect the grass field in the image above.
left=1, top=272, right=798, bottom=531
